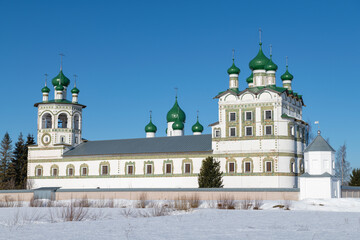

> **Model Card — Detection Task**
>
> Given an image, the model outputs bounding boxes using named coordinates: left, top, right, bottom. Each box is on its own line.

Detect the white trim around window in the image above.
left=264, top=110, right=272, bottom=120
left=245, top=111, right=253, bottom=121
left=229, top=112, right=236, bottom=122
left=265, top=125, right=272, bottom=135
left=245, top=126, right=253, bottom=136
left=229, top=127, right=236, bottom=137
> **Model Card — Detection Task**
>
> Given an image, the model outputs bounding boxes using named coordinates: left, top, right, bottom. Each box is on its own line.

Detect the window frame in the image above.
left=245, top=111, right=252, bottom=121
left=36, top=168, right=42, bottom=176
left=81, top=167, right=88, bottom=176
left=264, top=110, right=272, bottom=120
left=228, top=162, right=235, bottom=173
left=229, top=112, right=236, bottom=122
left=244, top=162, right=251, bottom=173
left=146, top=164, right=153, bottom=175
left=52, top=168, right=58, bottom=177
left=229, top=127, right=236, bottom=137
left=127, top=165, right=134, bottom=175
left=101, top=165, right=109, bottom=176
left=184, top=163, right=191, bottom=174
left=214, top=129, right=221, bottom=138
left=245, top=126, right=253, bottom=136
left=165, top=163, right=172, bottom=174
left=265, top=125, right=272, bottom=135
left=265, top=161, right=272, bottom=173
left=68, top=167, right=74, bottom=176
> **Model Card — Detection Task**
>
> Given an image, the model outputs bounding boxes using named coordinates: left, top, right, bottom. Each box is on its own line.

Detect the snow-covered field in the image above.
left=1, top=199, right=360, bottom=240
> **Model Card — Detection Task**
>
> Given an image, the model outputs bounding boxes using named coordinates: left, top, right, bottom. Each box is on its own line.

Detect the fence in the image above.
left=342, top=186, right=360, bottom=198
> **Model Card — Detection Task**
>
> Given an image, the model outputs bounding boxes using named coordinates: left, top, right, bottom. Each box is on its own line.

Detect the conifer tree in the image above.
left=349, top=168, right=360, bottom=186
left=21, top=134, right=36, bottom=188
left=9, top=133, right=27, bottom=188
left=0, top=132, right=13, bottom=189
left=198, top=156, right=223, bottom=188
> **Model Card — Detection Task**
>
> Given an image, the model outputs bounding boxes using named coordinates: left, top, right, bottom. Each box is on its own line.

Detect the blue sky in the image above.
left=0, top=0, right=359, bottom=167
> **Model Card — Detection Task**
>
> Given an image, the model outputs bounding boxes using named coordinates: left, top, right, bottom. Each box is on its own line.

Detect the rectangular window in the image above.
left=245, top=111, right=252, bottom=121
left=245, top=126, right=253, bottom=136
left=229, top=112, right=236, bottom=122
left=291, top=162, right=295, bottom=173
left=101, top=165, right=108, bottom=175
left=68, top=168, right=73, bottom=176
left=75, top=137, right=78, bottom=144
left=215, top=130, right=221, bottom=138
left=37, top=168, right=42, bottom=176
left=81, top=167, right=87, bottom=176
left=185, top=163, right=191, bottom=174
left=245, top=162, right=251, bottom=173
left=146, top=164, right=153, bottom=174
left=127, top=165, right=134, bottom=175
left=229, top=162, right=235, bottom=173
left=229, top=127, right=236, bottom=137
left=52, top=168, right=58, bottom=176
left=165, top=163, right=172, bottom=174
left=265, top=125, right=272, bottom=135
left=266, top=162, right=272, bottom=172
left=265, top=110, right=272, bottom=120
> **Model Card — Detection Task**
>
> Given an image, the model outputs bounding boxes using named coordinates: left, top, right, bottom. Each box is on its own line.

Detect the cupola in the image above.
left=281, top=57, right=294, bottom=90
left=166, top=97, right=186, bottom=123
left=246, top=72, right=254, bottom=87
left=249, top=43, right=270, bottom=71
left=145, top=111, right=157, bottom=138
left=227, top=51, right=240, bottom=90
left=192, top=114, right=204, bottom=135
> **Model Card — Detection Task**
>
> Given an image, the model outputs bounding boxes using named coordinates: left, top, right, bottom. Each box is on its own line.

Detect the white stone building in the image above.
left=28, top=40, right=328, bottom=193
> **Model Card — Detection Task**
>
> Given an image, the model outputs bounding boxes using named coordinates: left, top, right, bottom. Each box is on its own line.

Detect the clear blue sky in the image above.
left=0, top=0, right=359, bottom=167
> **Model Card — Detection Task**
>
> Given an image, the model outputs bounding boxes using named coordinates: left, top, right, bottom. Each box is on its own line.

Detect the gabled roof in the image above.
left=63, top=134, right=213, bottom=157
left=304, top=131, right=335, bottom=152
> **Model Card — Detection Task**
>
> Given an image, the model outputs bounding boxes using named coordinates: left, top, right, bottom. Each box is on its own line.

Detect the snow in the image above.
left=0, top=199, right=360, bottom=240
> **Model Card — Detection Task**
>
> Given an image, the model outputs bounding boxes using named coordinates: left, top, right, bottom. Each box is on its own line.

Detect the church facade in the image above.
left=28, top=40, right=309, bottom=189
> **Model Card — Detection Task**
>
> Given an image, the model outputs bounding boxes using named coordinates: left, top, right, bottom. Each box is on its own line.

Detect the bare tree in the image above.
left=335, top=143, right=351, bottom=185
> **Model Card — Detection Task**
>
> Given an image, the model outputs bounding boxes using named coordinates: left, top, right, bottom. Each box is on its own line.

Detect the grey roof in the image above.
left=304, top=133, right=335, bottom=152
left=300, top=172, right=333, bottom=178
left=64, top=134, right=213, bottom=157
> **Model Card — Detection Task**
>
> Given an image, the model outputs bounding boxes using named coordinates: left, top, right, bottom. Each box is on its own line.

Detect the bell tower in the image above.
left=35, top=59, right=86, bottom=148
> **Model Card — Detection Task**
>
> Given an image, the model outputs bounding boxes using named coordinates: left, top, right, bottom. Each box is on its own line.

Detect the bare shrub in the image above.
left=253, top=199, right=263, bottom=210
left=189, top=194, right=200, bottom=208
left=0, top=195, right=17, bottom=208
left=74, top=195, right=92, bottom=208
left=120, top=208, right=136, bottom=218
left=217, top=195, right=236, bottom=209
left=174, top=196, right=190, bottom=211
left=29, top=197, right=44, bottom=207
left=26, top=179, right=34, bottom=190
left=239, top=198, right=253, bottom=210
left=136, top=193, right=147, bottom=208
left=284, top=200, right=292, bottom=210
left=151, top=203, right=170, bottom=216
left=60, top=202, right=89, bottom=221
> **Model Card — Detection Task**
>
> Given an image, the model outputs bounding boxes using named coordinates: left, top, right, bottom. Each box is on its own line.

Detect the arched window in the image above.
left=58, top=113, right=68, bottom=128
left=74, top=114, right=80, bottom=130
left=42, top=113, right=52, bottom=129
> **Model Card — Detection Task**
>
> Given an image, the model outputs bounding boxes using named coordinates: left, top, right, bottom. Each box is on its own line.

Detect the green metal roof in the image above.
left=71, top=87, right=80, bottom=94
left=145, top=120, right=157, bottom=133
left=281, top=66, right=294, bottom=81
left=246, top=72, right=253, bottom=83
left=227, top=60, right=240, bottom=75
left=41, top=86, right=50, bottom=93
left=249, top=43, right=270, bottom=70
left=192, top=120, right=204, bottom=132
left=172, top=119, right=184, bottom=130
left=52, top=70, right=70, bottom=87
left=264, top=55, right=278, bottom=71
left=166, top=98, right=186, bottom=123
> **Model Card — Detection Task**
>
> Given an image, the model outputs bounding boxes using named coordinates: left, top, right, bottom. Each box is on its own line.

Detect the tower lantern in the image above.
left=227, top=49, right=240, bottom=90
left=281, top=57, right=294, bottom=90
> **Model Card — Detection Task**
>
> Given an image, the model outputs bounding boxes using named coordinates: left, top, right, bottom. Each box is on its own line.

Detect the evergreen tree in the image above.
left=349, top=168, right=360, bottom=186
left=21, top=134, right=36, bottom=188
left=198, top=156, right=223, bottom=188
left=335, top=143, right=351, bottom=185
left=8, top=133, right=27, bottom=188
left=0, top=132, right=13, bottom=189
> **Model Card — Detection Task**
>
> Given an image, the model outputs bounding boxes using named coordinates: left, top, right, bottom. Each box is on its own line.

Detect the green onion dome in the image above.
left=227, top=59, right=240, bottom=75
left=145, top=120, right=157, bottom=133
left=55, top=84, right=64, bottom=91
left=265, top=55, right=278, bottom=71
left=280, top=66, right=294, bottom=81
left=172, top=119, right=184, bottom=130
left=166, top=98, right=186, bottom=123
left=249, top=43, right=270, bottom=71
left=41, top=86, right=50, bottom=93
left=246, top=72, right=253, bottom=84
left=52, top=70, right=70, bottom=87
left=71, top=87, right=80, bottom=94
left=192, top=120, right=204, bottom=133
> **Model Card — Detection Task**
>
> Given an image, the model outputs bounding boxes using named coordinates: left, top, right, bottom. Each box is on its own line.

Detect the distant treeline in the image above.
left=0, top=132, right=35, bottom=190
